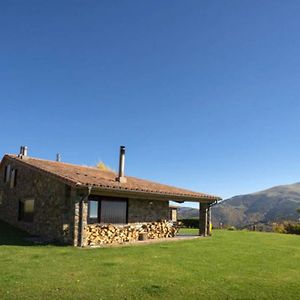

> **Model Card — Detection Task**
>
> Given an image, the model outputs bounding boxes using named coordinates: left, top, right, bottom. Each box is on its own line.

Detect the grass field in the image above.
left=0, top=221, right=300, bottom=300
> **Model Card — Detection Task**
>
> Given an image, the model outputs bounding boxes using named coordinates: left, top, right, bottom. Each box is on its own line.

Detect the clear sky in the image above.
left=1, top=1, right=300, bottom=207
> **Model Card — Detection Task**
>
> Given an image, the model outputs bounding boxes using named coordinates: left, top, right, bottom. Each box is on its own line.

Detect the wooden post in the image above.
left=207, top=206, right=212, bottom=236
left=199, top=202, right=208, bottom=236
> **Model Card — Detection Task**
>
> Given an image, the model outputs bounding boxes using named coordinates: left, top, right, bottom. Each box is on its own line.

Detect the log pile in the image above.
left=84, top=221, right=178, bottom=246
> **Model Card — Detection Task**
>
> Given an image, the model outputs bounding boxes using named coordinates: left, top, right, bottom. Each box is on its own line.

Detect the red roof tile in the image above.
left=3, top=155, right=220, bottom=202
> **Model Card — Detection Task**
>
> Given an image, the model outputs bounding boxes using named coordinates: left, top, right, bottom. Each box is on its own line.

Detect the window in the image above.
left=4, top=165, right=11, bottom=183
left=19, top=199, right=35, bottom=222
left=88, top=196, right=127, bottom=224
left=10, top=169, right=17, bottom=188
left=4, top=166, right=7, bottom=182
left=88, top=200, right=98, bottom=219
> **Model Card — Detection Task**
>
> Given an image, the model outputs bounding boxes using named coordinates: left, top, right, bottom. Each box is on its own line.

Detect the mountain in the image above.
left=177, top=207, right=199, bottom=219
left=178, top=182, right=300, bottom=228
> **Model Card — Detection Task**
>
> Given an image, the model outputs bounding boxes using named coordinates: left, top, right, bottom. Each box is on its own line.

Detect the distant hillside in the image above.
left=177, top=207, right=199, bottom=219
left=178, top=182, right=300, bottom=228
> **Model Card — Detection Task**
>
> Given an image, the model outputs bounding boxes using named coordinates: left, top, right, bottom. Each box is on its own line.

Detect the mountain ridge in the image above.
left=178, top=182, right=300, bottom=227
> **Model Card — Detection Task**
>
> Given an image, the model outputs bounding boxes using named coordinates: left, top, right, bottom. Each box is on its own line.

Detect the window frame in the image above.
left=10, top=169, right=18, bottom=188
left=87, top=199, right=99, bottom=223
left=4, top=165, right=11, bottom=183
left=87, top=196, right=128, bottom=225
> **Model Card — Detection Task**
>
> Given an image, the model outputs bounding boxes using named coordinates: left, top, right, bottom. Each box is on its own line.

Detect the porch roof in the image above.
left=3, top=154, right=221, bottom=203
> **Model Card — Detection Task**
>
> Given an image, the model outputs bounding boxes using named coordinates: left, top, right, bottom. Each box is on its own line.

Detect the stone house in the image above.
left=0, top=147, right=220, bottom=246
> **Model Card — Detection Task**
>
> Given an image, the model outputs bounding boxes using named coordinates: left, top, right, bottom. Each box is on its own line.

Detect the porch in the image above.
left=76, top=188, right=217, bottom=247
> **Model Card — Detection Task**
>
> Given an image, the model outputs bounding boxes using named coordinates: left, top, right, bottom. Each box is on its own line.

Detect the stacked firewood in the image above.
left=84, top=221, right=178, bottom=246
left=142, top=221, right=178, bottom=239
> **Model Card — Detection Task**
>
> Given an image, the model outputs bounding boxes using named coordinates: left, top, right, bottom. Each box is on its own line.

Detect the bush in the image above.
left=272, top=222, right=300, bottom=235
left=227, top=226, right=236, bottom=231
left=285, top=223, right=300, bottom=235
left=272, top=223, right=286, bottom=234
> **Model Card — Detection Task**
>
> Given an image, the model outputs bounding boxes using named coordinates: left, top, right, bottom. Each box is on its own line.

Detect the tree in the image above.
left=297, top=208, right=300, bottom=214
left=96, top=161, right=114, bottom=172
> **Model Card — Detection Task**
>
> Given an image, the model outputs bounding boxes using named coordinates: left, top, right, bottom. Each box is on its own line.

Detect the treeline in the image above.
left=178, top=219, right=199, bottom=228
left=179, top=219, right=300, bottom=235
left=273, top=222, right=300, bottom=235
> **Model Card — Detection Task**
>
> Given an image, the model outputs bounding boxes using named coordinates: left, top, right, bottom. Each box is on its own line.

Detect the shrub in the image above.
left=227, top=226, right=236, bottom=231
left=272, top=222, right=300, bottom=235
left=285, top=223, right=300, bottom=235
left=272, top=223, right=286, bottom=234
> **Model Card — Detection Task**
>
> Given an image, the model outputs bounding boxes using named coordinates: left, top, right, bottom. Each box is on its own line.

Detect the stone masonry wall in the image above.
left=0, top=157, right=75, bottom=244
left=73, top=194, right=88, bottom=247
left=127, top=198, right=169, bottom=223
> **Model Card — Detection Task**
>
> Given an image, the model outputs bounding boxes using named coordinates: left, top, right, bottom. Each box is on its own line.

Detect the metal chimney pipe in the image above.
left=23, top=146, right=28, bottom=156
left=56, top=153, right=61, bottom=162
left=116, top=146, right=127, bottom=183
left=119, top=146, right=125, bottom=178
left=19, top=146, right=28, bottom=157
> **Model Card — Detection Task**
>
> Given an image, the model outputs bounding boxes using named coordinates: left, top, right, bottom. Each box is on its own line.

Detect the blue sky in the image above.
left=1, top=1, right=300, bottom=207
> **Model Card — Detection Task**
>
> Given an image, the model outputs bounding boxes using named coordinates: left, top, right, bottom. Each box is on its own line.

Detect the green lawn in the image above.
left=0, top=221, right=300, bottom=300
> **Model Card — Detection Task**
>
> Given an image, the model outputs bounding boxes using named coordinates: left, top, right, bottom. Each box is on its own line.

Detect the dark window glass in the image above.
left=89, top=200, right=98, bottom=218
left=4, top=166, right=7, bottom=182
left=87, top=197, right=128, bottom=224
left=4, top=165, right=11, bottom=183
left=65, top=185, right=71, bottom=198
left=14, top=169, right=18, bottom=187
left=19, top=199, right=34, bottom=222
left=100, top=200, right=127, bottom=224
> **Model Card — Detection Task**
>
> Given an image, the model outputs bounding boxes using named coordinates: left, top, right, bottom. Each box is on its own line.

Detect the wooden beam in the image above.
left=199, top=202, right=208, bottom=236
left=207, top=206, right=212, bottom=236
left=76, top=186, right=218, bottom=203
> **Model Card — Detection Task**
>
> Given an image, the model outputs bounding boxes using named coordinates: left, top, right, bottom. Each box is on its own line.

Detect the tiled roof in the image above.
left=3, top=155, right=220, bottom=202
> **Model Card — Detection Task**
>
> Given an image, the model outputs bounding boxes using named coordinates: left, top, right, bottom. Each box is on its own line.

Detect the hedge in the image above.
left=273, top=222, right=300, bottom=235
left=178, top=219, right=199, bottom=228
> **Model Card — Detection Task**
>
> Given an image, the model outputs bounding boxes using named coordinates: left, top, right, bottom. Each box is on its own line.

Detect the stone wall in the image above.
left=73, top=195, right=89, bottom=247
left=0, top=157, right=75, bottom=244
left=128, top=198, right=169, bottom=222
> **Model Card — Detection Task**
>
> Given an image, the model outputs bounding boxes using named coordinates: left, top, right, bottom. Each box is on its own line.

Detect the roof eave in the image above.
left=75, top=184, right=220, bottom=203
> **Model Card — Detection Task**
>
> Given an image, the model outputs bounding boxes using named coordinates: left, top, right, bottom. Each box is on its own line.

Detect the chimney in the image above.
left=56, top=153, right=61, bottom=162
left=19, top=146, right=28, bottom=158
left=116, top=146, right=127, bottom=183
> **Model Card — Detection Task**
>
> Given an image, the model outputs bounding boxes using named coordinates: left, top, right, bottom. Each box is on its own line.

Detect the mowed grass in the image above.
left=0, top=222, right=300, bottom=300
